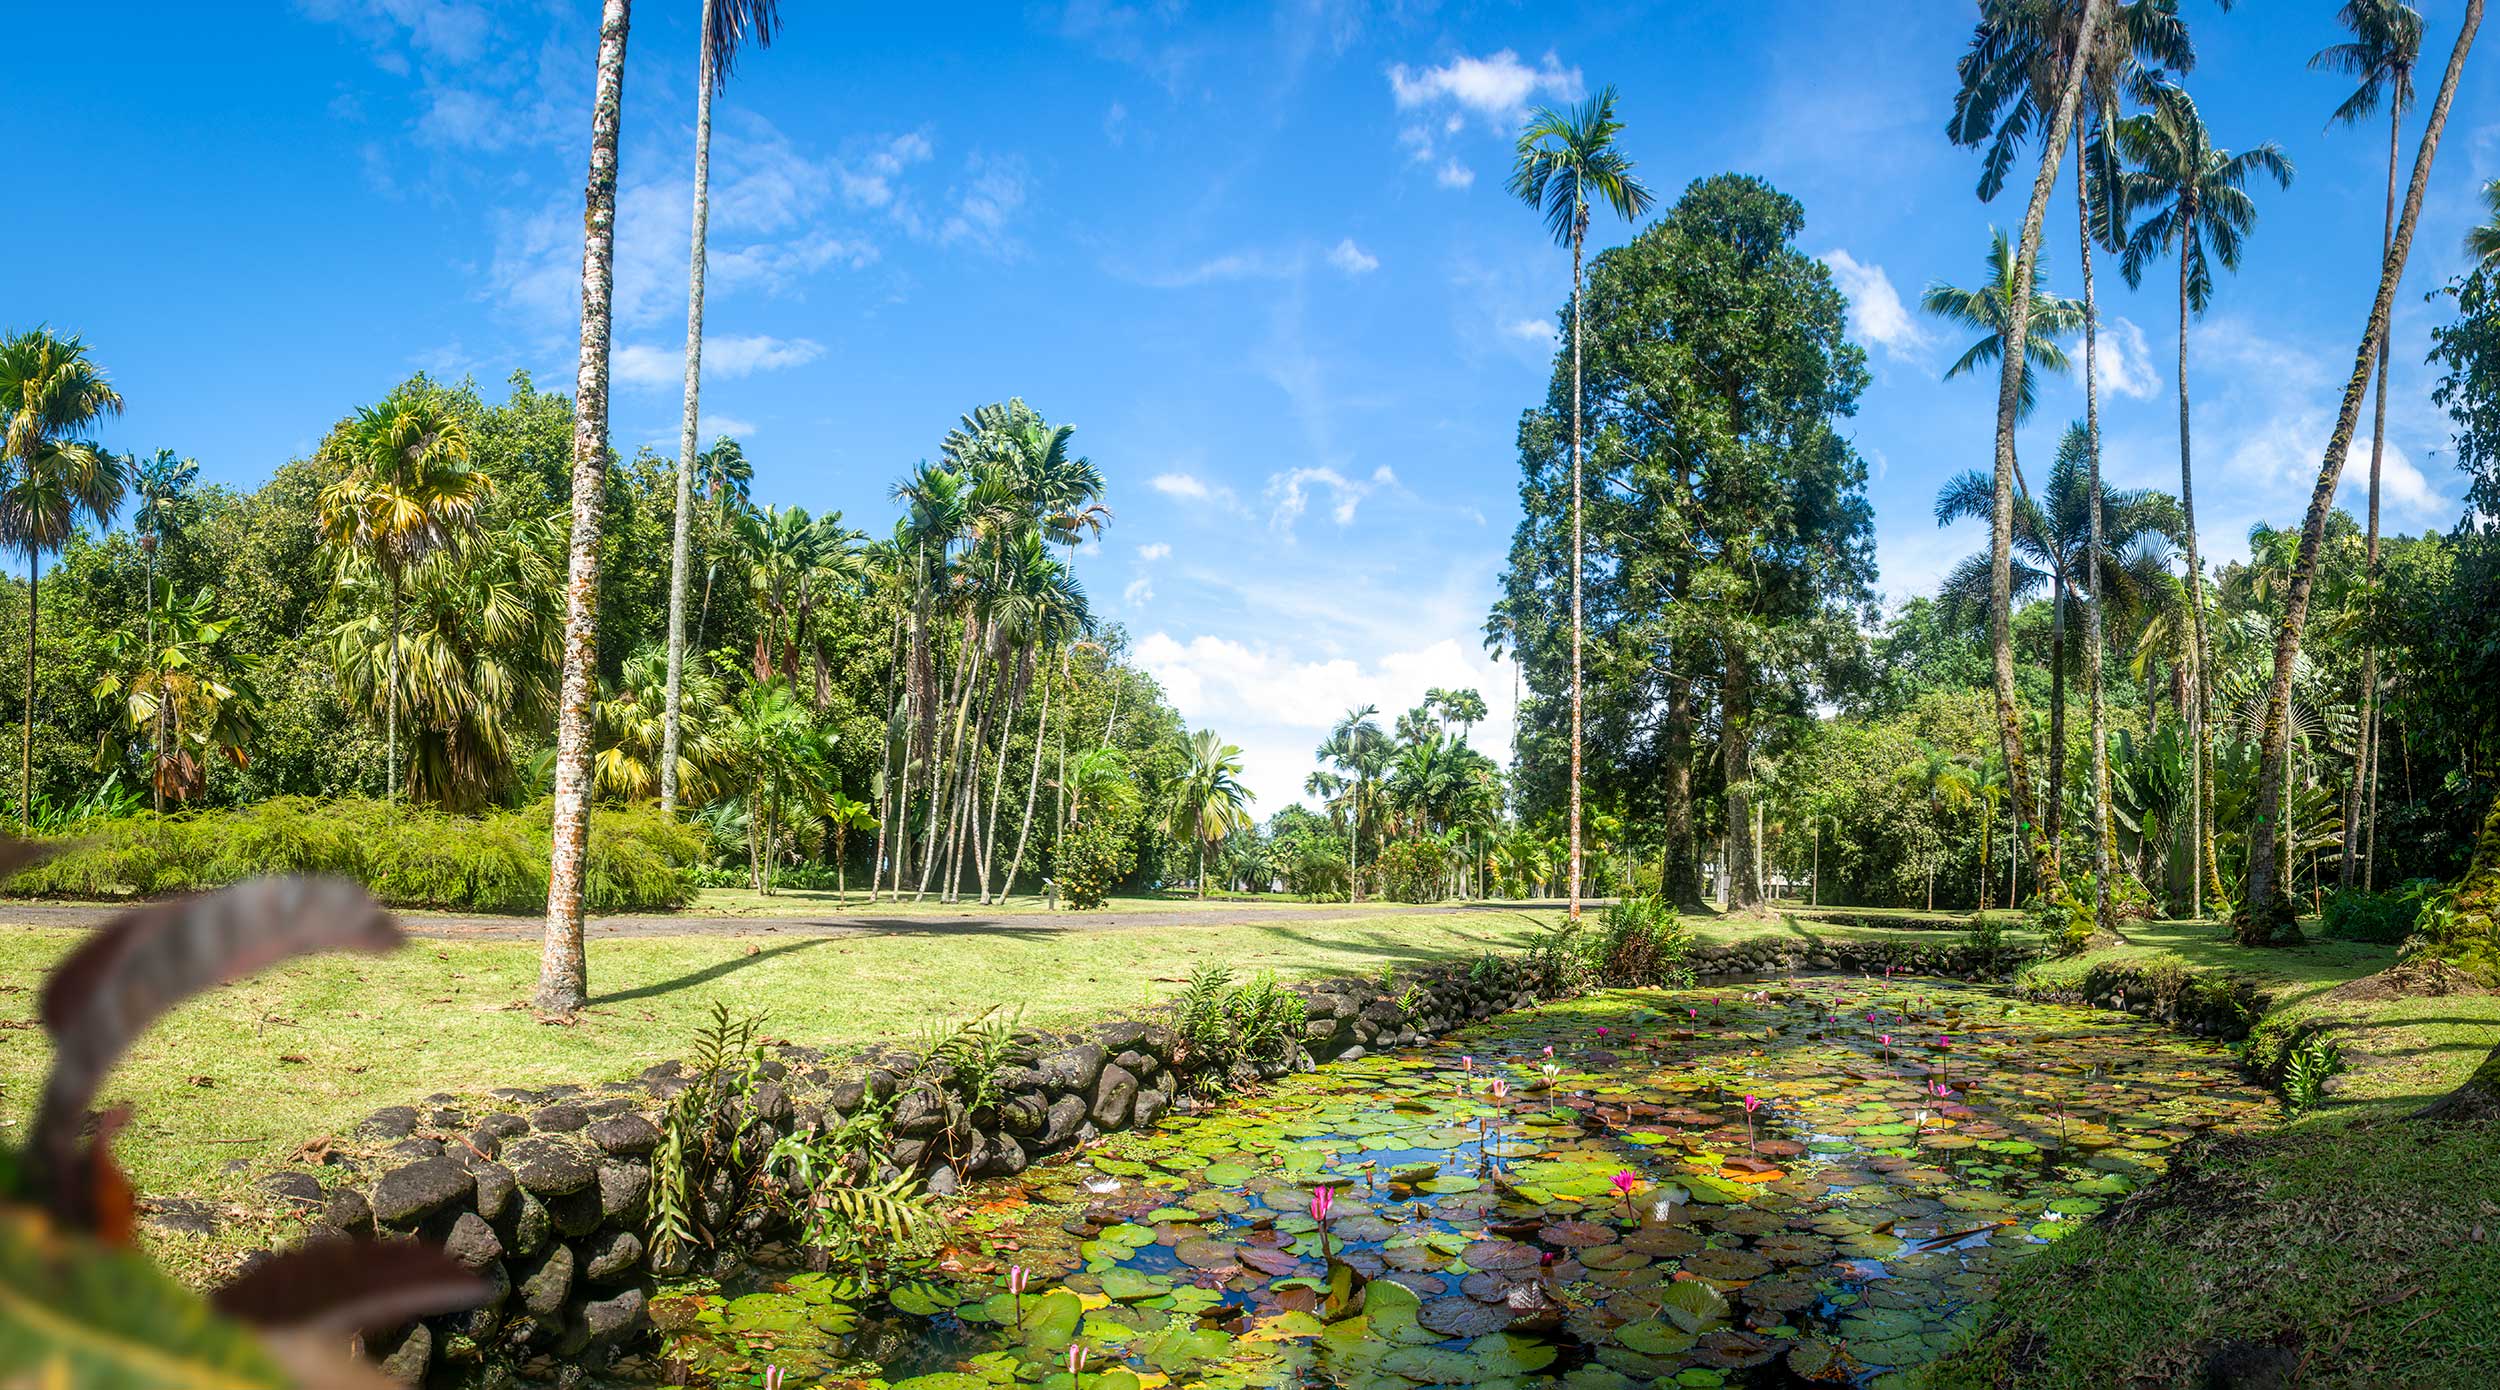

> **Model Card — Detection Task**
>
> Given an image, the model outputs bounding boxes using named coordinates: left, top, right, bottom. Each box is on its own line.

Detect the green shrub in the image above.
left=1580, top=897, right=1695, bottom=988
left=1053, top=817, right=1134, bottom=910
left=2321, top=878, right=2441, bottom=943
left=3, top=797, right=700, bottom=913
left=1375, top=838, right=1452, bottom=903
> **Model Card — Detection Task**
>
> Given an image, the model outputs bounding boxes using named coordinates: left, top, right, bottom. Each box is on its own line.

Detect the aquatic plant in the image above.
left=1743, top=1092, right=1761, bottom=1152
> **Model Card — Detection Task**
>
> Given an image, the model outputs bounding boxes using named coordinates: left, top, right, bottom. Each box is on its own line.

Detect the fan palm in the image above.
left=0, top=329, right=127, bottom=825
left=595, top=645, right=726, bottom=803
left=2314, top=0, right=2423, bottom=890
left=93, top=580, right=259, bottom=806
left=662, top=0, right=782, bottom=814
left=1165, top=729, right=1255, bottom=898
left=2114, top=84, right=2293, bottom=924
left=316, top=384, right=489, bottom=804
left=129, top=450, right=199, bottom=813
left=1509, top=86, right=1654, bottom=928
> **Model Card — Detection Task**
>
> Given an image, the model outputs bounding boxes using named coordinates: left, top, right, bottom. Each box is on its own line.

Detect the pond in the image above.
left=648, top=977, right=2273, bottom=1389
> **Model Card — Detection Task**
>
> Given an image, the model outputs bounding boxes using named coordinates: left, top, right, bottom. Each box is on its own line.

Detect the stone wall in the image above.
left=2013, top=958, right=2265, bottom=1039
left=265, top=956, right=1545, bottom=1386
left=1685, top=933, right=2037, bottom=981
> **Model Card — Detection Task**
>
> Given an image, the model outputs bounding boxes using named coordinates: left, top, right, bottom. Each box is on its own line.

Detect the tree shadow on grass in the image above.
left=591, top=937, right=841, bottom=1006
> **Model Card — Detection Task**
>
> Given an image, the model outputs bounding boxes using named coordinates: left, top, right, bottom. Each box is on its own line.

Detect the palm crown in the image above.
left=1922, top=229, right=2089, bottom=421
left=2113, top=87, right=2295, bottom=314
left=1507, top=88, right=1656, bottom=248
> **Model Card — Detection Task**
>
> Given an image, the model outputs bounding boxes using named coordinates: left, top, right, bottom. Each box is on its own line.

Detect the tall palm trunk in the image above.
left=535, top=0, right=633, bottom=1016
left=20, top=552, right=36, bottom=826
left=2243, top=0, right=2479, bottom=941
left=1989, top=0, right=2104, bottom=884
left=2175, top=241, right=2220, bottom=920
left=870, top=606, right=902, bottom=902
left=1567, top=219, right=1587, bottom=926
left=2046, top=576, right=2066, bottom=875
left=659, top=0, right=719, bottom=817
left=2345, top=94, right=2402, bottom=892
left=2076, top=125, right=2114, bottom=937
left=1005, top=655, right=1055, bottom=894
left=144, top=544, right=162, bottom=816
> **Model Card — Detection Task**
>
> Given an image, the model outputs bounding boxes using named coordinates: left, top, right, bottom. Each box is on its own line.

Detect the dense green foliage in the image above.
left=5, top=797, right=700, bottom=913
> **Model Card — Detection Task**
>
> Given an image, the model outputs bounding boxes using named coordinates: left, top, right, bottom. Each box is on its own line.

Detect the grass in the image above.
left=0, top=904, right=1563, bottom=1205
left=1920, top=917, right=2500, bottom=1389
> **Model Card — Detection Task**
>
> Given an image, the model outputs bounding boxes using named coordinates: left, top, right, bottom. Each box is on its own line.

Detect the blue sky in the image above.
left=19, top=1, right=2500, bottom=807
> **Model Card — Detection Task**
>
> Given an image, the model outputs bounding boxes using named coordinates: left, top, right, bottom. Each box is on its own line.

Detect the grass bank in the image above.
left=1921, top=920, right=2500, bottom=1389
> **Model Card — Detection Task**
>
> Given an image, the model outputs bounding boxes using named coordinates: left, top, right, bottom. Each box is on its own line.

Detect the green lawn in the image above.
left=0, top=903, right=1561, bottom=1205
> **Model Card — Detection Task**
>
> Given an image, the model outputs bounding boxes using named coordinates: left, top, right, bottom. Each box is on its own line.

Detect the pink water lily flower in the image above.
left=1490, top=1077, right=1510, bottom=1100
left=1596, top=1027, right=1611, bottom=1038
left=1612, top=1170, right=1638, bottom=1196
left=764, top=1369, right=785, bottom=1390
left=1462, top=1055, right=1474, bottom=1072
left=1069, top=1344, right=1091, bottom=1379
left=1008, top=1265, right=1030, bottom=1295
left=1743, top=1094, right=1762, bottom=1114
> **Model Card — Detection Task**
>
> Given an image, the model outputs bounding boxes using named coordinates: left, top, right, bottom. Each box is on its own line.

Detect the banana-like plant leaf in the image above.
left=210, top=1237, right=488, bottom=1336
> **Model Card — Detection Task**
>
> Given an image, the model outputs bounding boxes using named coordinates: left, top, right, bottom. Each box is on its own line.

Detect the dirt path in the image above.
left=0, top=898, right=1531, bottom=941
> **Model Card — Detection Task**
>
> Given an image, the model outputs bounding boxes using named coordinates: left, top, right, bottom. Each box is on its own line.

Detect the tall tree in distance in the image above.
left=2115, top=87, right=2293, bottom=921
left=662, top=0, right=779, bottom=816
left=0, top=329, right=126, bottom=826
left=2236, top=0, right=2478, bottom=941
left=538, top=0, right=635, bottom=1016
left=317, top=386, right=487, bottom=805
left=1946, top=0, right=2110, bottom=889
left=1921, top=230, right=2084, bottom=877
left=1166, top=728, right=1254, bottom=898
left=1507, top=86, right=1654, bottom=927
left=2311, top=0, right=2421, bottom=891
left=131, top=449, right=199, bottom=815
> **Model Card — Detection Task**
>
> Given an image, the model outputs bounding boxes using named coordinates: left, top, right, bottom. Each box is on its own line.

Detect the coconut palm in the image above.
left=1165, top=729, right=1255, bottom=898
left=1319, top=705, right=1386, bottom=900
left=316, top=384, right=488, bottom=804
left=1924, top=230, right=2089, bottom=423
left=824, top=789, right=873, bottom=903
left=1508, top=86, right=1654, bottom=928
left=2313, top=1, right=2423, bottom=889
left=1948, top=0, right=2113, bottom=893
left=662, top=0, right=783, bottom=815
left=539, top=0, right=636, bottom=1015
left=0, top=329, right=127, bottom=825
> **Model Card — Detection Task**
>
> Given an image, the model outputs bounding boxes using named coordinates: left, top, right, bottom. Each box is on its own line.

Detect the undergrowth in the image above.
left=2, top=796, right=700, bottom=913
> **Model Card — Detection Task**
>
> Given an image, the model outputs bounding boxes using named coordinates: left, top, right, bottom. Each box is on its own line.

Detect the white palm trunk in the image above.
left=536, top=0, right=633, bottom=1015
left=659, top=0, right=720, bottom=816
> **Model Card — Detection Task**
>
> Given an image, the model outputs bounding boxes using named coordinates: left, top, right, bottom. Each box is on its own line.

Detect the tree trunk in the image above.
left=1724, top=644, right=1759, bottom=911
left=20, top=553, right=35, bottom=827
left=1989, top=0, right=2105, bottom=885
left=2177, top=219, right=2214, bottom=922
left=1567, top=219, right=1587, bottom=926
left=2077, top=126, right=2114, bottom=936
left=145, top=547, right=161, bottom=816
left=534, top=0, right=632, bottom=1016
left=2346, top=96, right=2402, bottom=892
left=869, top=608, right=902, bottom=902
left=2243, top=0, right=2479, bottom=941
left=1004, top=655, right=1054, bottom=896
left=1664, top=672, right=1702, bottom=909
left=2047, top=575, right=2067, bottom=876
left=386, top=575, right=401, bottom=803
left=659, top=0, right=717, bottom=817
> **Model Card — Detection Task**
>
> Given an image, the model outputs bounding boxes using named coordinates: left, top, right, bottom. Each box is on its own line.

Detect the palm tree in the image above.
left=1508, top=87, right=1654, bottom=929
left=2114, top=86, right=2293, bottom=922
left=662, top=0, right=781, bottom=815
left=595, top=646, right=725, bottom=802
left=1320, top=704, right=1385, bottom=900
left=0, top=329, right=127, bottom=826
left=1947, top=0, right=2111, bottom=894
left=129, top=449, right=198, bottom=814
left=1897, top=743, right=1981, bottom=910
left=316, top=385, right=488, bottom=804
left=719, top=678, right=837, bottom=894
left=824, top=789, right=873, bottom=903
left=539, top=0, right=636, bottom=1016
left=93, top=581, right=259, bottom=806
left=1921, top=229, right=2085, bottom=880
left=2232, top=0, right=2479, bottom=940
left=2468, top=178, right=2500, bottom=267
left=1165, top=728, right=1255, bottom=897
left=689, top=434, right=753, bottom=657
left=2312, top=0, right=2422, bottom=891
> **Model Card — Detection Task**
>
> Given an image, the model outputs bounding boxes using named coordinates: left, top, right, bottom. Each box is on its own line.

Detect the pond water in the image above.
left=649, top=977, right=2273, bottom=1389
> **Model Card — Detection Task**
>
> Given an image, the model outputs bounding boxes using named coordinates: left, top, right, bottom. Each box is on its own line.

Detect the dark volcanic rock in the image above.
left=577, top=1286, right=648, bottom=1343
left=323, top=1185, right=374, bottom=1238
left=371, top=1158, right=473, bottom=1228
left=259, top=1171, right=325, bottom=1211
left=585, top=1113, right=660, bottom=1157
left=516, top=1244, right=576, bottom=1319
left=1039, top=1094, right=1089, bottom=1149
left=477, top=1111, right=531, bottom=1140
left=358, top=1106, right=421, bottom=1140
left=583, top=1227, right=645, bottom=1283
left=1091, top=1064, right=1139, bottom=1129
left=1039, top=1043, right=1106, bottom=1092
left=597, top=1160, right=650, bottom=1223
left=530, top=1103, right=589, bottom=1133
left=440, top=1211, right=504, bottom=1270
left=505, top=1137, right=597, bottom=1196
left=471, top=1161, right=518, bottom=1223
left=373, top=1320, right=431, bottom=1385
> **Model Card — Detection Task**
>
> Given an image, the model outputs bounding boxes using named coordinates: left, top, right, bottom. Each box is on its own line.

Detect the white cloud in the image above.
left=1137, top=541, right=1172, bottom=561
left=1104, top=101, right=1129, bottom=145
left=939, top=153, right=1031, bottom=256
left=2098, top=315, right=2162, bottom=400
left=1122, top=576, right=1155, bottom=606
left=1503, top=316, right=1556, bottom=346
left=838, top=131, right=932, bottom=209
left=611, top=333, right=825, bottom=388
left=1151, top=472, right=1213, bottom=500
left=1821, top=249, right=1931, bottom=359
left=701, top=413, right=758, bottom=439
left=1133, top=632, right=1515, bottom=810
left=1267, top=464, right=1398, bottom=533
left=1327, top=238, right=1380, bottom=275
left=1387, top=50, right=1583, bottom=124
left=1436, top=158, right=1476, bottom=190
